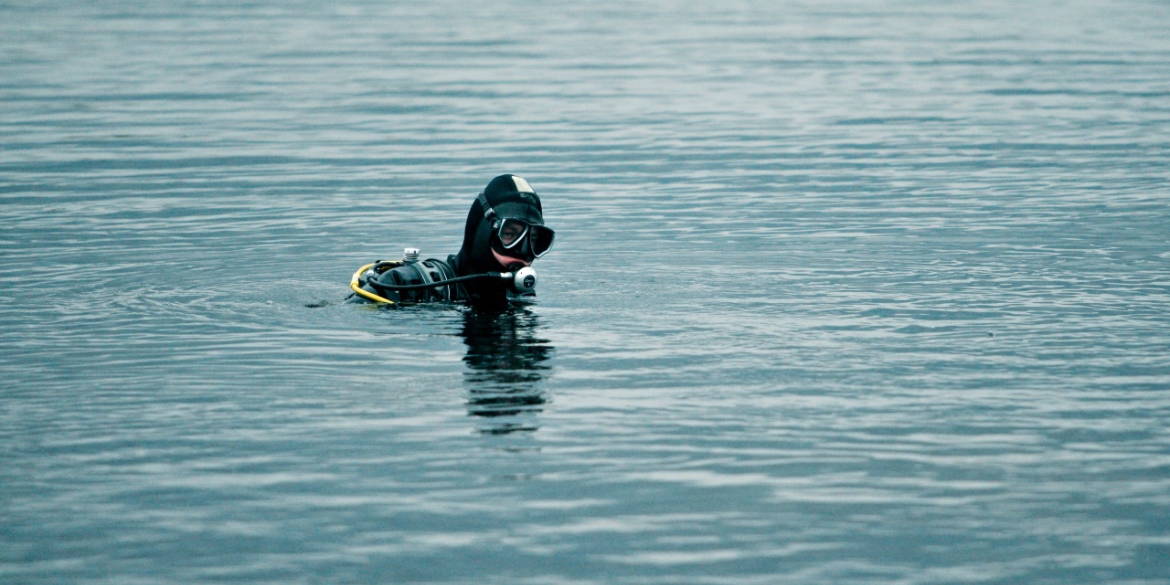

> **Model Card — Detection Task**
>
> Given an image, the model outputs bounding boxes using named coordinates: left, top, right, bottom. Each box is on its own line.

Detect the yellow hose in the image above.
left=350, top=262, right=396, bottom=305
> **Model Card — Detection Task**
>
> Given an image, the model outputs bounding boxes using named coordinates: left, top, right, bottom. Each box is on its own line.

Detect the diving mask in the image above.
left=493, top=217, right=555, bottom=257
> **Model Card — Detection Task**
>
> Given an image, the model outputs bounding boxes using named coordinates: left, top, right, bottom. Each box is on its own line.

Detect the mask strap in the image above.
left=476, top=191, right=495, bottom=221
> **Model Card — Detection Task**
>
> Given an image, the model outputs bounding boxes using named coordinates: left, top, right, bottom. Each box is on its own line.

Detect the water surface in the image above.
left=2, top=1, right=1169, bottom=583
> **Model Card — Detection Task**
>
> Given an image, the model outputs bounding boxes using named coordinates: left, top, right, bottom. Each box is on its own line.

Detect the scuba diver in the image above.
left=350, top=174, right=555, bottom=309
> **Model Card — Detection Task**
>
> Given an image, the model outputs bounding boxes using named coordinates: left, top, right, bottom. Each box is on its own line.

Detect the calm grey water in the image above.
left=3, top=1, right=1169, bottom=583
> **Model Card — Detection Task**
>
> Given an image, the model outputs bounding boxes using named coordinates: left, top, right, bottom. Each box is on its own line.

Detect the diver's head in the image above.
left=458, top=174, right=554, bottom=274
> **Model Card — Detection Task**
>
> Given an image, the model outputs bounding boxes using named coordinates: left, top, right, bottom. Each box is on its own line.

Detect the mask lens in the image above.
left=530, top=226, right=555, bottom=257
left=497, top=218, right=528, bottom=249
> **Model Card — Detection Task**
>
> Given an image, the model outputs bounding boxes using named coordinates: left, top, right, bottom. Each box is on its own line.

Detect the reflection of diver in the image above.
left=461, top=308, right=552, bottom=434
left=349, top=174, right=554, bottom=310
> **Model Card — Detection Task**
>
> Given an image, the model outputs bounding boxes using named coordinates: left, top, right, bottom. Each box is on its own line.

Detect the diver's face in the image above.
left=487, top=218, right=542, bottom=269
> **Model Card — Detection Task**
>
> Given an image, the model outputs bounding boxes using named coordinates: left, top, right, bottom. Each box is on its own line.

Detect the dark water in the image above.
left=3, top=1, right=1169, bottom=583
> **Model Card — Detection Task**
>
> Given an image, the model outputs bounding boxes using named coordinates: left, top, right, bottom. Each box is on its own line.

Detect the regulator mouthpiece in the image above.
left=503, top=266, right=537, bottom=294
